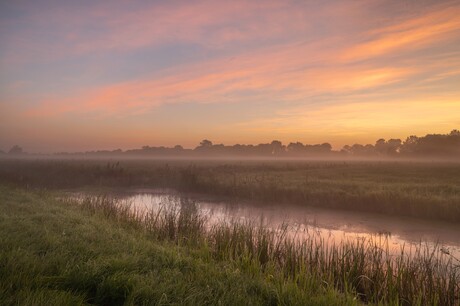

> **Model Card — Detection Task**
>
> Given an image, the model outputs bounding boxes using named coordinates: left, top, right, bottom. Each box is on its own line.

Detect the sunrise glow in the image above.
left=1, top=0, right=459, bottom=152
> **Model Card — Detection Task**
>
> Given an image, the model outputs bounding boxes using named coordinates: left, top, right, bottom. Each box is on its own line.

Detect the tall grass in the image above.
left=2, top=159, right=460, bottom=222
left=77, top=195, right=208, bottom=244
left=73, top=195, right=460, bottom=305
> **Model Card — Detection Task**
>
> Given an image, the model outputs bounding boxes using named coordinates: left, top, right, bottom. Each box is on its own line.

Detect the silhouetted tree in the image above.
left=398, top=130, right=460, bottom=156
left=400, top=135, right=419, bottom=155
left=199, top=139, right=213, bottom=147
left=341, top=145, right=352, bottom=154
left=351, top=144, right=365, bottom=154
left=375, top=139, right=386, bottom=155
left=341, top=143, right=375, bottom=156
left=320, top=143, right=332, bottom=152
left=8, top=145, right=23, bottom=155
left=46, top=129, right=460, bottom=159
left=387, top=139, right=402, bottom=155
left=270, top=140, right=284, bottom=155
left=287, top=142, right=305, bottom=155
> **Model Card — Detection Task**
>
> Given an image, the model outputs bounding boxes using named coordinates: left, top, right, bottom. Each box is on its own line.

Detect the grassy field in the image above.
left=0, top=186, right=356, bottom=305
left=1, top=186, right=458, bottom=305
left=1, top=158, right=460, bottom=222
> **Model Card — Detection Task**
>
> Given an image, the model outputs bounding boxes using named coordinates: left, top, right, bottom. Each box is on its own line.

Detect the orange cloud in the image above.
left=4, top=1, right=460, bottom=151
left=25, top=44, right=417, bottom=118
left=22, top=1, right=460, bottom=120
left=341, top=5, right=460, bottom=61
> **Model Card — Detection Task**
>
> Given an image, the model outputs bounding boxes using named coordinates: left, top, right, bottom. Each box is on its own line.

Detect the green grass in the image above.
left=1, top=159, right=459, bottom=304
left=1, top=158, right=460, bottom=222
left=72, top=193, right=460, bottom=305
left=0, top=186, right=356, bottom=306
left=3, top=186, right=458, bottom=305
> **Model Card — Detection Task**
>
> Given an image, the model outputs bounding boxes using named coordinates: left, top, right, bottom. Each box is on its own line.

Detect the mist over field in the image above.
left=2, top=129, right=460, bottom=162
left=1, top=0, right=460, bottom=305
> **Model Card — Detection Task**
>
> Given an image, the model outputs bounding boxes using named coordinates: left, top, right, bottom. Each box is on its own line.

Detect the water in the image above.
left=72, top=188, right=460, bottom=259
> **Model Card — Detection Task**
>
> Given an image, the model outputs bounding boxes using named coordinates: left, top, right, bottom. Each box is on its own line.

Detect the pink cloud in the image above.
left=3, top=0, right=460, bottom=151
left=1, top=0, right=313, bottom=65
left=341, top=5, right=460, bottom=62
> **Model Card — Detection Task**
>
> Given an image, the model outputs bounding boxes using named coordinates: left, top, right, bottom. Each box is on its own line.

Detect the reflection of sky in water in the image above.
left=73, top=191, right=460, bottom=259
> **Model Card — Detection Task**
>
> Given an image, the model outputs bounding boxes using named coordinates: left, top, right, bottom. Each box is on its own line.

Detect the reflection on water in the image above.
left=72, top=189, right=460, bottom=259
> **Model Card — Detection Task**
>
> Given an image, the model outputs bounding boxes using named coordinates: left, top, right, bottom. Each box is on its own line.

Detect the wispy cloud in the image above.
left=1, top=0, right=460, bottom=151
left=341, top=5, right=460, bottom=62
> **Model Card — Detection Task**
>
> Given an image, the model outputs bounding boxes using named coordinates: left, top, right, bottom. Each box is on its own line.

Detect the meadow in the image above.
left=1, top=158, right=460, bottom=222
left=1, top=158, right=460, bottom=305
left=0, top=186, right=357, bottom=305
left=1, top=186, right=458, bottom=305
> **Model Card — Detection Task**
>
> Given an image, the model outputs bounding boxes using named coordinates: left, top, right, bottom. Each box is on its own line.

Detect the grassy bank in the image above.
left=1, top=159, right=460, bottom=222
left=2, top=186, right=458, bottom=305
left=0, top=186, right=355, bottom=305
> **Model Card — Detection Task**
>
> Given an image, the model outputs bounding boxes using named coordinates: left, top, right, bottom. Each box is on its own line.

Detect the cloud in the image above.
left=2, top=0, right=460, bottom=151
left=1, top=0, right=312, bottom=65
left=341, top=4, right=460, bottom=62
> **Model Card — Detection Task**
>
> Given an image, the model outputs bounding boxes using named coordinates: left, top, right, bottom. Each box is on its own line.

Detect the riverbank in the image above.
left=1, top=159, right=460, bottom=222
left=0, top=186, right=355, bottom=305
left=69, top=189, right=460, bottom=258
left=1, top=186, right=458, bottom=305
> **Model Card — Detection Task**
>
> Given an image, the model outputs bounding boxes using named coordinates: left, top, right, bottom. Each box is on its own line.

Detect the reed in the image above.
left=76, top=195, right=460, bottom=305
left=2, top=158, right=459, bottom=222
left=4, top=187, right=356, bottom=305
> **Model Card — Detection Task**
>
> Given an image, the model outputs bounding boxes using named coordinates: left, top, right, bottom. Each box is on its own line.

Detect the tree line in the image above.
left=2, top=130, right=459, bottom=159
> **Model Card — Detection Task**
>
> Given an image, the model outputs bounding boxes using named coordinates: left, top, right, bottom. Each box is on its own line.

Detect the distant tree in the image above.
left=287, top=142, right=305, bottom=155
left=174, top=145, right=184, bottom=150
left=341, top=145, right=352, bottom=155
left=400, top=135, right=419, bottom=155
left=375, top=139, right=386, bottom=154
left=320, top=143, right=332, bottom=152
left=364, top=144, right=375, bottom=155
left=351, top=144, right=365, bottom=154
left=399, top=130, right=460, bottom=157
left=199, top=139, right=213, bottom=147
left=304, top=143, right=332, bottom=154
left=342, top=143, right=375, bottom=156
left=8, top=145, right=23, bottom=155
left=387, top=139, right=402, bottom=155
left=374, top=138, right=401, bottom=155
left=270, top=140, right=284, bottom=155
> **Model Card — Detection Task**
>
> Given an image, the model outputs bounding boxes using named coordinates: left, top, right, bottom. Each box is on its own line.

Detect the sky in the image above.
left=1, top=0, right=460, bottom=152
